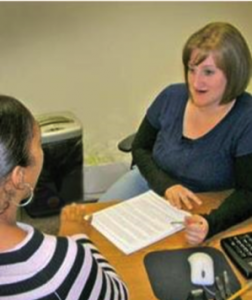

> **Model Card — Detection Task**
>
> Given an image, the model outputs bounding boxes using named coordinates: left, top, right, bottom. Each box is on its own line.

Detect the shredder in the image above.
left=24, top=111, right=84, bottom=218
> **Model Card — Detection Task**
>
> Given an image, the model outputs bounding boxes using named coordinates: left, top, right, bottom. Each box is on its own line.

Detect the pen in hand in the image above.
left=184, top=215, right=209, bottom=245
left=170, top=221, right=184, bottom=225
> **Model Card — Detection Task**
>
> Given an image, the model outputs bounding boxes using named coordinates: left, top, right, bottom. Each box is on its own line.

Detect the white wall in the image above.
left=0, top=2, right=252, bottom=162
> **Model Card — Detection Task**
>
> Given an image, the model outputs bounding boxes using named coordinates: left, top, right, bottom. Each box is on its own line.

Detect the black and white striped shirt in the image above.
left=0, top=223, right=128, bottom=300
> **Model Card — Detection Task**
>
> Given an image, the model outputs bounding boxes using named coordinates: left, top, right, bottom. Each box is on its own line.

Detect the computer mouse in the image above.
left=188, top=252, right=214, bottom=286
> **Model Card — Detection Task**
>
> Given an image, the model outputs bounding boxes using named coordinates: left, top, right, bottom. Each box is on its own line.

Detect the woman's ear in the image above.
left=11, top=166, right=25, bottom=189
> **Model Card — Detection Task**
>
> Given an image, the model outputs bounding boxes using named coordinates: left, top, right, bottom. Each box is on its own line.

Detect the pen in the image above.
left=226, top=281, right=252, bottom=300
left=215, top=275, right=226, bottom=300
left=223, top=270, right=232, bottom=297
left=170, top=221, right=184, bottom=225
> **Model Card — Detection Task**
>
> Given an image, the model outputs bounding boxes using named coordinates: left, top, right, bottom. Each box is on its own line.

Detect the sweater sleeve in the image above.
left=132, top=116, right=180, bottom=196
left=204, top=153, right=252, bottom=239
left=72, top=234, right=129, bottom=300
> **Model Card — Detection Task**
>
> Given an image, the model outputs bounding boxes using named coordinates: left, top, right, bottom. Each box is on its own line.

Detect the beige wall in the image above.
left=0, top=2, right=252, bottom=162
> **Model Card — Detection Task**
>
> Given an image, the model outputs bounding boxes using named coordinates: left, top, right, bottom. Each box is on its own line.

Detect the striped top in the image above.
left=0, top=223, right=128, bottom=300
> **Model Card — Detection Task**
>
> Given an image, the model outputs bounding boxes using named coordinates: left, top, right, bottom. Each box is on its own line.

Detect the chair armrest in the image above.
left=118, top=133, right=136, bottom=153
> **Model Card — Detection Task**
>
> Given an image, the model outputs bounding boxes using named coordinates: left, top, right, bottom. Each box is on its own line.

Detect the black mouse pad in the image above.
left=144, top=246, right=241, bottom=300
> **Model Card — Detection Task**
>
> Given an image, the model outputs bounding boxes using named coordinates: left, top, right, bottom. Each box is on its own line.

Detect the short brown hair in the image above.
left=182, top=22, right=252, bottom=104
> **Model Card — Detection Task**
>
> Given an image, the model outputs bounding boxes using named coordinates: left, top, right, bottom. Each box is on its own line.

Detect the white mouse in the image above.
left=188, top=252, right=214, bottom=286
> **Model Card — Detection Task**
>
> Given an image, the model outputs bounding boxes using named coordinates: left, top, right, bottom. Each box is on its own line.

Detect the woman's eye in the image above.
left=203, top=69, right=215, bottom=76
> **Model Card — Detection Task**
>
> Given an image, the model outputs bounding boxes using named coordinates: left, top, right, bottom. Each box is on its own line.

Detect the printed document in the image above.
left=90, top=191, right=191, bottom=254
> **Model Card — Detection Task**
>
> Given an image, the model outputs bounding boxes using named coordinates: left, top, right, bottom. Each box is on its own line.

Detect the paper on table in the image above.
left=90, top=191, right=191, bottom=254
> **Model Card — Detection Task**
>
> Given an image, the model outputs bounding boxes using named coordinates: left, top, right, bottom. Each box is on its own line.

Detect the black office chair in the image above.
left=118, top=133, right=136, bottom=153
left=118, top=133, right=136, bottom=168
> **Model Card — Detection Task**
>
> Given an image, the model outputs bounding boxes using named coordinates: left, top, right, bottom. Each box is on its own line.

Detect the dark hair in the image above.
left=182, top=22, right=252, bottom=104
left=0, top=95, right=35, bottom=181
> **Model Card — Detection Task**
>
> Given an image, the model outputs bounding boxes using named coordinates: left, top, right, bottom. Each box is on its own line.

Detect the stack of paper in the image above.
left=90, top=191, right=191, bottom=254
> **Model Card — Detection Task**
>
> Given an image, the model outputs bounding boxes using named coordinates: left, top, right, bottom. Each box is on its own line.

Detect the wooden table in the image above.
left=64, top=191, right=252, bottom=300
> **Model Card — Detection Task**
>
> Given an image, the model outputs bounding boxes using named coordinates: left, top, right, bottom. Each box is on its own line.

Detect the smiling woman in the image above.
left=99, top=22, right=252, bottom=247
left=187, top=54, right=228, bottom=108
left=183, top=53, right=235, bottom=139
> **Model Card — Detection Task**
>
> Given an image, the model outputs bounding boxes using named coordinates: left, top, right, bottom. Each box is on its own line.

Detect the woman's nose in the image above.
left=192, top=72, right=204, bottom=89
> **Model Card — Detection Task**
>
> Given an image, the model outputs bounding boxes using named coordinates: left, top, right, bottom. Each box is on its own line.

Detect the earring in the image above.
left=16, top=183, right=34, bottom=207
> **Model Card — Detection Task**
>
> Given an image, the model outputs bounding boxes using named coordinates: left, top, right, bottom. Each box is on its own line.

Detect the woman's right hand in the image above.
left=164, top=184, right=202, bottom=210
left=184, top=215, right=209, bottom=245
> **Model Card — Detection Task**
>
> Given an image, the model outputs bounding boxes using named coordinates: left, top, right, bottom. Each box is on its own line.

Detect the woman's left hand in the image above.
left=58, top=203, right=91, bottom=236
left=60, top=203, right=87, bottom=223
left=164, top=184, right=202, bottom=209
left=184, top=215, right=209, bottom=245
